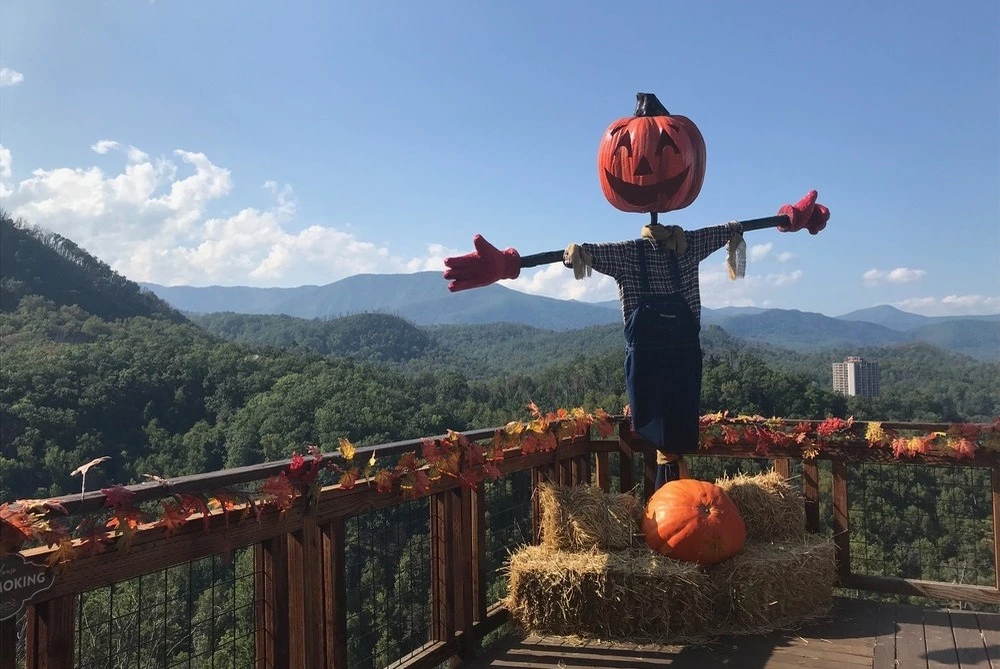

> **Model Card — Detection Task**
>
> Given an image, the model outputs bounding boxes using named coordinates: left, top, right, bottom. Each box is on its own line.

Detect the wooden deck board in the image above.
left=978, top=609, right=1000, bottom=668
left=466, top=596, right=1000, bottom=668
left=952, top=610, right=991, bottom=668
left=923, top=608, right=958, bottom=668
left=895, top=603, right=928, bottom=668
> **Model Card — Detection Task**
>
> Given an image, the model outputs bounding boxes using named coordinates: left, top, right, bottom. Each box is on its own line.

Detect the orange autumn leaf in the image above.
left=949, top=437, right=977, bottom=460
left=339, top=469, right=359, bottom=490
left=45, top=538, right=78, bottom=571
left=373, top=469, right=395, bottom=493
left=0, top=503, right=34, bottom=556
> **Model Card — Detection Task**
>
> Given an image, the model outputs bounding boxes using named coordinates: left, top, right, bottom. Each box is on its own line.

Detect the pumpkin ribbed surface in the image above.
left=642, top=479, right=746, bottom=565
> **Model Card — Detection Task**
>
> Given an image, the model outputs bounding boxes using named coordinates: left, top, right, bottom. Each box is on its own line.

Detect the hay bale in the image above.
left=715, top=470, right=805, bottom=543
left=537, top=483, right=642, bottom=551
left=706, top=535, right=836, bottom=633
left=505, top=544, right=715, bottom=642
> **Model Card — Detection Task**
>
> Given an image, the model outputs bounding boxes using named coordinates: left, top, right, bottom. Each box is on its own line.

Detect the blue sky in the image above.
left=1, top=1, right=997, bottom=317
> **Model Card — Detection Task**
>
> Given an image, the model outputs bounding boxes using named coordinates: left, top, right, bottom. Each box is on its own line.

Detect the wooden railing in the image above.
left=2, top=417, right=998, bottom=668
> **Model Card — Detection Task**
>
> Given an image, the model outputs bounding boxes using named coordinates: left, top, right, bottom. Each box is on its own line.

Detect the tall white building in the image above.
left=832, top=356, right=880, bottom=397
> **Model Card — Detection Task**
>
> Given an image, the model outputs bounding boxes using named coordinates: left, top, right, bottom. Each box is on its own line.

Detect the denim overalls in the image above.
left=623, top=239, right=703, bottom=462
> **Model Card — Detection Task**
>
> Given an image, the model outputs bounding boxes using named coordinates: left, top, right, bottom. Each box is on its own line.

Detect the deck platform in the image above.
left=467, top=596, right=1000, bottom=668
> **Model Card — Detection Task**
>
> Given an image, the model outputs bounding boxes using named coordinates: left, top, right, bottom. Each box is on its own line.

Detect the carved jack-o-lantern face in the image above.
left=597, top=93, right=706, bottom=214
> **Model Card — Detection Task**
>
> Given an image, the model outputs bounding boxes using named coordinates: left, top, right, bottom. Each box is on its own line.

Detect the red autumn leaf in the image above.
left=338, top=469, right=359, bottom=490
left=261, top=472, right=296, bottom=511
left=594, top=418, right=615, bottom=439
left=289, top=452, right=305, bottom=474
left=374, top=469, right=395, bottom=493
left=177, top=494, right=212, bottom=533
left=421, top=438, right=440, bottom=464
left=159, top=500, right=190, bottom=537
left=396, top=452, right=418, bottom=473
left=722, top=426, right=741, bottom=444
left=483, top=462, right=502, bottom=480
left=102, top=485, right=135, bottom=512
left=75, top=518, right=111, bottom=557
left=414, top=470, right=431, bottom=494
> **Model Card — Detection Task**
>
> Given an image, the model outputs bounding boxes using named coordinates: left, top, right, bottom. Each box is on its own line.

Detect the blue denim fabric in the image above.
left=623, top=240, right=703, bottom=455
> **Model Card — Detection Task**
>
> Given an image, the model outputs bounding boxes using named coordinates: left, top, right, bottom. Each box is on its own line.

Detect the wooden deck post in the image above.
left=453, top=486, right=474, bottom=659
left=773, top=457, right=791, bottom=478
left=992, top=467, right=1000, bottom=591
left=0, top=617, right=16, bottom=669
left=25, top=595, right=74, bottom=669
left=618, top=436, right=635, bottom=494
left=801, top=460, right=821, bottom=533
left=328, top=519, right=349, bottom=669
left=430, top=491, right=456, bottom=644
left=472, top=481, right=489, bottom=624
left=595, top=451, right=611, bottom=492
left=832, top=459, right=851, bottom=582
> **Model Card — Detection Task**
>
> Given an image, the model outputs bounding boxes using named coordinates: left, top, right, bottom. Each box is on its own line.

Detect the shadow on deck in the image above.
left=467, top=596, right=1000, bottom=668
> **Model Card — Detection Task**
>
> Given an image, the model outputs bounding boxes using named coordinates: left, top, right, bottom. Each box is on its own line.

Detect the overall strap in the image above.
left=635, top=239, right=650, bottom=293
left=635, top=238, right=684, bottom=293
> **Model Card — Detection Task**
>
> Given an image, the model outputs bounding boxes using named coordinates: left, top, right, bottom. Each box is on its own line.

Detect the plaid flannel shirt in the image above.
left=582, top=222, right=741, bottom=326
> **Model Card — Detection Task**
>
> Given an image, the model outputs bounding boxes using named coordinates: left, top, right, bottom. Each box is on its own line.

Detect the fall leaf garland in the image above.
left=2, top=407, right=998, bottom=570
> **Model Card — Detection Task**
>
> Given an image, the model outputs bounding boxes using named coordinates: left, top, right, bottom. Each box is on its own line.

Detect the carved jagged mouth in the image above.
left=604, top=166, right=691, bottom=207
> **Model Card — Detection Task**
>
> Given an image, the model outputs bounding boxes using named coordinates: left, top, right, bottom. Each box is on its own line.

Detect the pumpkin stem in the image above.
left=635, top=92, right=670, bottom=117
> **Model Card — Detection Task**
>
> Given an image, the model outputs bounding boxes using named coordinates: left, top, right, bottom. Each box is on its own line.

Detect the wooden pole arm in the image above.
left=518, top=214, right=789, bottom=269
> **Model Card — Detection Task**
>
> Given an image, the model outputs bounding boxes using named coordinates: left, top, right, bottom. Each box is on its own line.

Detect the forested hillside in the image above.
left=192, top=310, right=999, bottom=422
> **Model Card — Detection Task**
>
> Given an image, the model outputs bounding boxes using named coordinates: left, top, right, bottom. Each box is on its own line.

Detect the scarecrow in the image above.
left=442, top=93, right=829, bottom=488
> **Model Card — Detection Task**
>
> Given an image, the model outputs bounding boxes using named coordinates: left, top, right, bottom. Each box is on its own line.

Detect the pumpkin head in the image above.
left=597, top=92, right=706, bottom=214
left=642, top=479, right=746, bottom=565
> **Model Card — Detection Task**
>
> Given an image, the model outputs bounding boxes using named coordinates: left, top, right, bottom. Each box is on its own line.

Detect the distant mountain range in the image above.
left=141, top=273, right=1000, bottom=361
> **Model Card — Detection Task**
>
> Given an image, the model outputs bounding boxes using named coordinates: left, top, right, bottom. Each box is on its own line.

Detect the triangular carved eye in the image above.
left=656, top=130, right=679, bottom=156
left=614, top=128, right=632, bottom=157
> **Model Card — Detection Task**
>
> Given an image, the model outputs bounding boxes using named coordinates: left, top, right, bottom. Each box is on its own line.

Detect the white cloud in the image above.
left=776, top=251, right=795, bottom=263
left=91, top=140, right=120, bottom=155
left=127, top=147, right=150, bottom=163
left=766, top=270, right=803, bottom=287
left=863, top=267, right=927, bottom=286
left=0, top=142, right=457, bottom=287
left=0, top=144, right=11, bottom=179
left=749, top=242, right=772, bottom=262
left=894, top=295, right=1000, bottom=317
left=509, top=263, right=619, bottom=302
left=0, top=67, right=24, bottom=87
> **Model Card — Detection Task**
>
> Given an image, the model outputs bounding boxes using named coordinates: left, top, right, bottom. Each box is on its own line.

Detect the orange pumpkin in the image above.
left=642, top=479, right=746, bottom=565
left=597, top=92, right=706, bottom=214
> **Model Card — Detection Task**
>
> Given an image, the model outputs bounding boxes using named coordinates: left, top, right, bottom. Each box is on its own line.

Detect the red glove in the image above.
left=443, top=234, right=521, bottom=292
left=778, top=190, right=830, bottom=235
